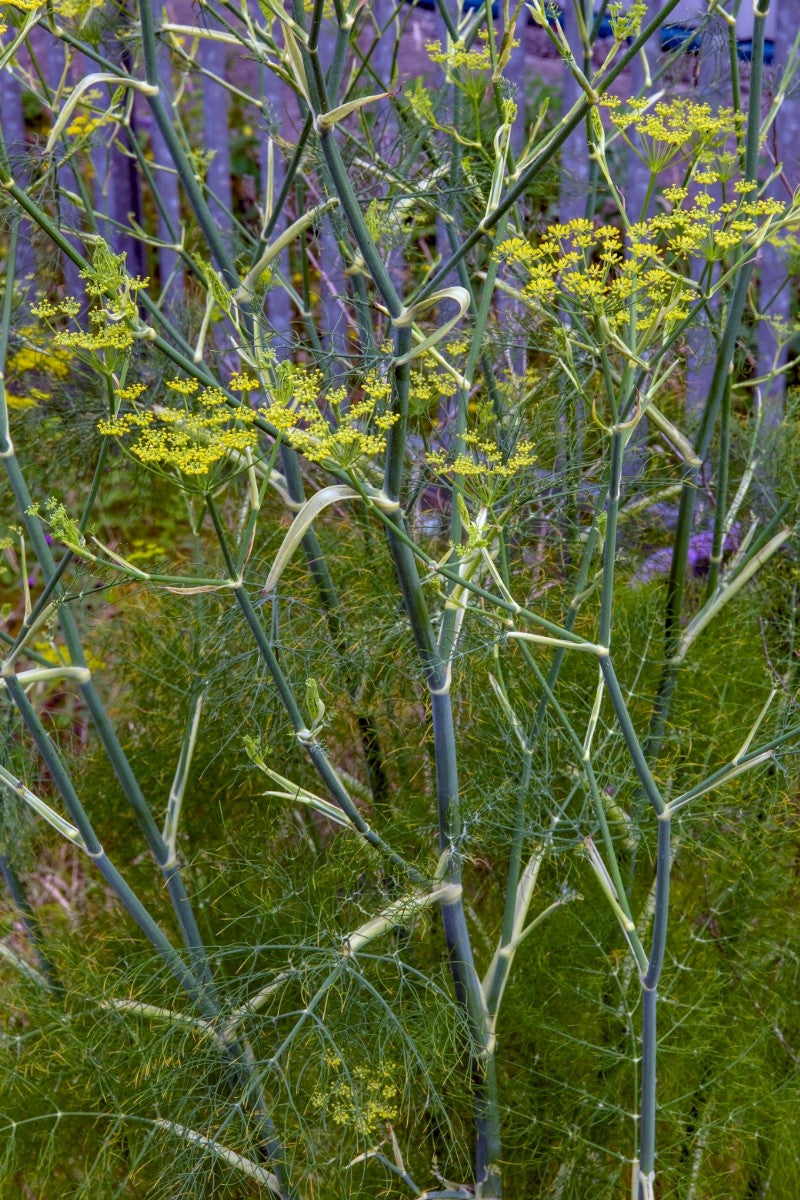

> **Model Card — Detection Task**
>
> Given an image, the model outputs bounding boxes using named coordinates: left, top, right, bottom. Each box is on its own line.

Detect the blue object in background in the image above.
left=402, top=0, right=500, bottom=10
left=594, top=11, right=613, bottom=38
left=660, top=23, right=702, bottom=52
left=462, top=0, right=500, bottom=15
left=659, top=23, right=774, bottom=63
left=736, top=38, right=775, bottom=64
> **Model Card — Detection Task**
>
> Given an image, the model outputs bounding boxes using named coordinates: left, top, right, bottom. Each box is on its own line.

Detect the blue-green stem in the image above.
left=431, top=682, right=503, bottom=1196
left=599, top=428, right=624, bottom=649
left=414, top=0, right=684, bottom=304
left=0, top=853, right=60, bottom=991
left=3, top=677, right=290, bottom=1195
left=204, top=497, right=418, bottom=882
left=647, top=4, right=769, bottom=760
left=287, top=38, right=503, bottom=1164
left=706, top=373, right=731, bottom=599
left=601, top=659, right=666, bottom=818
left=588, top=404, right=673, bottom=1187
left=292, top=0, right=379, bottom=367
left=3, top=677, right=211, bottom=1007
left=638, top=817, right=671, bottom=1195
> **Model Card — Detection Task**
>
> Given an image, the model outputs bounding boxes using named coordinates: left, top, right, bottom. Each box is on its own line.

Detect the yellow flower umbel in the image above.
left=500, top=166, right=788, bottom=346
left=32, top=243, right=149, bottom=373
left=427, top=433, right=537, bottom=483
left=260, top=363, right=400, bottom=469
left=425, top=37, right=492, bottom=73
left=99, top=363, right=402, bottom=480
left=599, top=96, right=744, bottom=173
left=311, top=1054, right=400, bottom=1139
left=98, top=378, right=260, bottom=479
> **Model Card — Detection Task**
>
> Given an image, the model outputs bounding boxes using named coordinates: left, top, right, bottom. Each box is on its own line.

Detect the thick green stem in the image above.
left=431, top=690, right=502, bottom=1196
left=600, top=659, right=666, bottom=818
left=599, top=429, right=624, bottom=649
left=638, top=817, right=671, bottom=1195
left=706, top=374, right=731, bottom=599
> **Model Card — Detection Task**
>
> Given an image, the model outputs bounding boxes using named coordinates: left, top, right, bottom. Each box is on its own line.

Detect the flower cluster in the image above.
left=261, top=364, right=399, bottom=468
left=426, top=37, right=492, bottom=74
left=54, top=316, right=137, bottom=354
left=500, top=171, right=787, bottom=338
left=98, top=381, right=260, bottom=477
left=311, top=1054, right=399, bottom=1138
left=32, top=245, right=148, bottom=366
left=600, top=96, right=744, bottom=172
left=607, top=0, right=648, bottom=41
left=98, top=364, right=402, bottom=479
left=79, top=242, right=149, bottom=321
left=65, top=110, right=114, bottom=139
left=427, top=433, right=537, bottom=481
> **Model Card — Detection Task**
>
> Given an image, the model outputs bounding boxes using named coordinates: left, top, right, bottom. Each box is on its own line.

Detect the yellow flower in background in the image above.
left=5, top=388, right=51, bottom=410
left=8, top=345, right=71, bottom=380
left=65, top=111, right=115, bottom=138
left=33, top=640, right=106, bottom=673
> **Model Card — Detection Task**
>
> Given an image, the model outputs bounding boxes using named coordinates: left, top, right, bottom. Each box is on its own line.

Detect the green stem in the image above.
left=638, top=817, right=671, bottom=1195
left=205, top=498, right=417, bottom=881
left=599, top=428, right=623, bottom=649
left=706, top=374, right=731, bottom=599
left=646, top=7, right=769, bottom=759
left=600, top=658, right=666, bottom=818
left=0, top=853, right=60, bottom=991
left=268, top=24, right=506, bottom=1148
